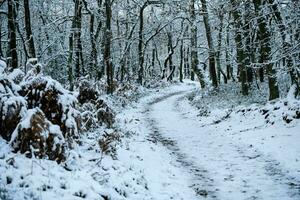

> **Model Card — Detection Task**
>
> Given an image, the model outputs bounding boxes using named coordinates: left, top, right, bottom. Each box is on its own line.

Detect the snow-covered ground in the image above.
left=147, top=91, right=300, bottom=199
left=1, top=81, right=300, bottom=199
left=118, top=81, right=300, bottom=199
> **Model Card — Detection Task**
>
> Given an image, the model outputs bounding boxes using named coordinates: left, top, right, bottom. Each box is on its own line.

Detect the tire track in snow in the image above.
left=144, top=91, right=219, bottom=200
left=173, top=93, right=300, bottom=199
left=233, top=144, right=300, bottom=198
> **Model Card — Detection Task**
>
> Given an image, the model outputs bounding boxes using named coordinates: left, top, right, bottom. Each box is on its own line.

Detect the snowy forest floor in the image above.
left=1, top=81, right=300, bottom=200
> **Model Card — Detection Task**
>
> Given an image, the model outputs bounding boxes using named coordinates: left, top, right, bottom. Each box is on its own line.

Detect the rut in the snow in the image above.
left=174, top=92, right=300, bottom=199
left=235, top=144, right=300, bottom=198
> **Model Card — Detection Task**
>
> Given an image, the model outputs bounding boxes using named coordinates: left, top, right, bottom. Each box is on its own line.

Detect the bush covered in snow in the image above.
left=10, top=108, right=66, bottom=163
left=0, top=61, right=82, bottom=163
left=80, top=98, right=115, bottom=131
left=19, top=75, right=81, bottom=141
left=76, top=77, right=116, bottom=131
left=77, top=77, right=99, bottom=104
left=0, top=76, right=27, bottom=140
left=98, top=130, right=121, bottom=159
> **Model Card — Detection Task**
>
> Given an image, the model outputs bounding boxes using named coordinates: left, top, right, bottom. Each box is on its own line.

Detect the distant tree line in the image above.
left=0, top=0, right=299, bottom=99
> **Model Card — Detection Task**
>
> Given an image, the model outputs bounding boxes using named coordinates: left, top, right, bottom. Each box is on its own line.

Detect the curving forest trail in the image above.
left=123, top=84, right=300, bottom=200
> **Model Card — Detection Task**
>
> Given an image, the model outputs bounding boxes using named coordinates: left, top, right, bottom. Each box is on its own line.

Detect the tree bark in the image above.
left=268, top=0, right=299, bottom=96
left=179, top=39, right=184, bottom=82
left=216, top=11, right=227, bottom=84
left=74, top=0, right=83, bottom=78
left=104, top=0, right=114, bottom=94
left=67, top=33, right=74, bottom=91
left=137, top=2, right=147, bottom=84
left=226, top=22, right=233, bottom=81
left=230, top=0, right=248, bottom=95
left=24, top=0, right=36, bottom=59
left=200, top=0, right=218, bottom=87
left=7, top=0, right=18, bottom=70
left=82, top=0, right=98, bottom=79
left=253, top=0, right=279, bottom=100
left=244, top=1, right=253, bottom=83
left=0, top=14, right=3, bottom=58
left=190, top=0, right=205, bottom=88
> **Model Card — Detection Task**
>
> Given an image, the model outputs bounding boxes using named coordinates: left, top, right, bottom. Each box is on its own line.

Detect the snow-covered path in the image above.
left=118, top=83, right=300, bottom=200
left=145, top=90, right=299, bottom=200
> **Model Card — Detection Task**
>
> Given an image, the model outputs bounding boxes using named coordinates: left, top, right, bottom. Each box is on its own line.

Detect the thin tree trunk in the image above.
left=90, top=14, right=98, bottom=77
left=190, top=0, right=205, bottom=88
left=216, top=12, right=227, bottom=84
left=104, top=0, right=113, bottom=94
left=120, top=16, right=130, bottom=83
left=137, top=3, right=146, bottom=84
left=253, top=0, right=279, bottom=100
left=186, top=47, right=190, bottom=79
left=151, top=46, right=155, bottom=77
left=7, top=0, right=18, bottom=70
left=225, top=22, right=233, bottom=81
left=82, top=0, right=98, bottom=79
left=74, top=0, right=83, bottom=78
left=200, top=0, right=218, bottom=87
left=155, top=44, right=161, bottom=72
left=167, top=32, right=174, bottom=81
left=67, top=34, right=74, bottom=91
left=0, top=14, right=3, bottom=58
left=230, top=0, right=248, bottom=95
left=179, top=39, right=184, bottom=82
left=244, top=1, right=253, bottom=83
left=163, top=31, right=175, bottom=80
left=24, top=0, right=36, bottom=59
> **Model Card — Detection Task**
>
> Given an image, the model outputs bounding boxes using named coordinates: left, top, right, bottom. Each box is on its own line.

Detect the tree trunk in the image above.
left=7, top=0, right=18, bottom=70
left=225, top=23, right=233, bottom=81
left=190, top=0, right=205, bottom=88
left=167, top=32, right=174, bottom=81
left=120, top=15, right=130, bottom=83
left=268, top=0, right=299, bottom=96
left=67, top=34, right=74, bottom=91
left=163, top=31, right=176, bottom=81
left=230, top=0, right=248, bottom=95
left=82, top=0, right=99, bottom=79
left=216, top=12, right=227, bottom=84
left=244, top=1, right=253, bottom=83
left=0, top=14, right=3, bottom=58
left=185, top=47, right=190, bottom=79
left=179, top=39, right=184, bottom=82
left=200, top=0, right=218, bottom=87
left=24, top=0, right=36, bottom=59
left=74, top=0, right=83, bottom=78
left=137, top=3, right=146, bottom=84
left=253, top=0, right=279, bottom=100
left=104, top=0, right=114, bottom=94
